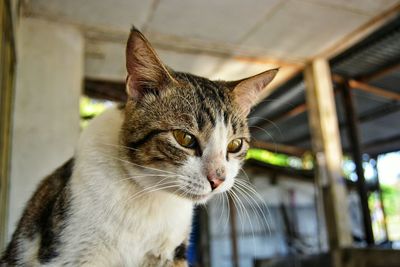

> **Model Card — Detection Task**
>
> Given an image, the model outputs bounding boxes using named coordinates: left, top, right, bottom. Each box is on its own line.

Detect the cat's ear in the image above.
left=225, top=68, right=279, bottom=115
left=125, top=27, right=176, bottom=99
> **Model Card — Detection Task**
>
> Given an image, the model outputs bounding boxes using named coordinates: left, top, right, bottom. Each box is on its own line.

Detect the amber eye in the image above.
left=227, top=139, right=243, bottom=153
left=173, top=130, right=197, bottom=148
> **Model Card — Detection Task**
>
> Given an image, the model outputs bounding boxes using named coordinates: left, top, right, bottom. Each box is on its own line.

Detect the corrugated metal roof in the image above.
left=250, top=15, right=400, bottom=155
left=331, top=14, right=400, bottom=79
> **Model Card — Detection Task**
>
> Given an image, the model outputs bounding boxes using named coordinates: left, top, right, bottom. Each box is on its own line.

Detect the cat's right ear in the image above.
left=224, top=68, right=278, bottom=115
left=125, top=27, right=176, bottom=100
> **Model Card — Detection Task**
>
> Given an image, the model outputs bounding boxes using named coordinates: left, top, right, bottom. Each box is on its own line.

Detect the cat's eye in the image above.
left=227, top=139, right=243, bottom=153
left=173, top=130, right=197, bottom=148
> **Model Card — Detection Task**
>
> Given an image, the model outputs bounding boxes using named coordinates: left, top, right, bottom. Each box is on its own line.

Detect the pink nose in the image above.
left=207, top=169, right=226, bottom=190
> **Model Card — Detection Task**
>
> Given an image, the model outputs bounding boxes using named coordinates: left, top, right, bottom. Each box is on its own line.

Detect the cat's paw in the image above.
left=172, top=259, right=188, bottom=267
left=142, top=252, right=173, bottom=267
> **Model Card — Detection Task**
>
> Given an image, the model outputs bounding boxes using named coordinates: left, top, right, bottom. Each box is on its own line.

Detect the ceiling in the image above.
left=23, top=0, right=399, bottom=91
left=22, top=0, right=400, bottom=156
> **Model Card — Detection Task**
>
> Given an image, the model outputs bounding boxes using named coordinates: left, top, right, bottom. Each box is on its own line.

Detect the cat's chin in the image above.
left=179, top=191, right=230, bottom=204
left=172, top=190, right=212, bottom=203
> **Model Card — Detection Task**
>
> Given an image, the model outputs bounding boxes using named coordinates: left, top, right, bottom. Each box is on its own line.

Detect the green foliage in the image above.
left=80, top=97, right=108, bottom=118
left=381, top=184, right=400, bottom=216
left=245, top=148, right=312, bottom=170
left=246, top=148, right=288, bottom=166
left=80, top=97, right=109, bottom=128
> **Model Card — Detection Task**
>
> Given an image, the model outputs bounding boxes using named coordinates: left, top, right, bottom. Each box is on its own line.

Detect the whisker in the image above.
left=227, top=191, right=245, bottom=236
left=231, top=187, right=259, bottom=254
left=247, top=116, right=282, bottom=137
left=224, top=192, right=230, bottom=230
left=179, top=177, right=206, bottom=188
left=239, top=167, right=250, bottom=181
left=235, top=179, right=272, bottom=236
left=100, top=153, right=181, bottom=176
left=216, top=194, right=225, bottom=228
left=235, top=178, right=272, bottom=221
left=108, top=174, right=179, bottom=187
left=248, top=126, right=277, bottom=152
left=233, top=183, right=270, bottom=237
left=125, top=182, right=181, bottom=203
left=102, top=181, right=180, bottom=220
left=97, top=142, right=140, bottom=152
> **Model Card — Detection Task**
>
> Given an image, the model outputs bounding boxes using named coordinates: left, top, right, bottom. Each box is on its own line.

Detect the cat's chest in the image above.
left=68, top=183, right=194, bottom=266
left=101, top=205, right=192, bottom=266
left=114, top=203, right=192, bottom=258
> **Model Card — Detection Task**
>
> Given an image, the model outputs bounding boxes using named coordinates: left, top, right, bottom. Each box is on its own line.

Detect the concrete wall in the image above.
left=7, top=17, right=84, bottom=239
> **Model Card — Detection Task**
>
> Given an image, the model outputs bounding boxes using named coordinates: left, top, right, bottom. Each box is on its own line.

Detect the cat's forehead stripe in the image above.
left=194, top=86, right=216, bottom=128
left=177, top=73, right=237, bottom=134
left=223, top=111, right=229, bottom=126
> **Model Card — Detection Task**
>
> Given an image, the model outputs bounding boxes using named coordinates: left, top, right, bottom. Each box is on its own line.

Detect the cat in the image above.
left=1, top=27, right=277, bottom=266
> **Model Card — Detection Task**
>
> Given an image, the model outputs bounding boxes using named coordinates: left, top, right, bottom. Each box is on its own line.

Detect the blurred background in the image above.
left=1, top=1, right=400, bottom=266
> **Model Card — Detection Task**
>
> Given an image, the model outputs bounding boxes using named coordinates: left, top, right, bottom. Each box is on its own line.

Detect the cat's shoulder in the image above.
left=1, top=159, right=74, bottom=265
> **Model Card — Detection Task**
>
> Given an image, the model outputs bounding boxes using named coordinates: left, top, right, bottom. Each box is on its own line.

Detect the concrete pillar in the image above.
left=7, top=17, right=83, bottom=239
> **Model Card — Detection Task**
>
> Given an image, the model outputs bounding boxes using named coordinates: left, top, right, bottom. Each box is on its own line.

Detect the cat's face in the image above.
left=122, top=73, right=250, bottom=203
left=121, top=28, right=277, bottom=203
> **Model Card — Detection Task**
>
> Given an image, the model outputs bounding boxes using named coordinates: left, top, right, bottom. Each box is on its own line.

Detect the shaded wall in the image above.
left=7, top=17, right=83, bottom=238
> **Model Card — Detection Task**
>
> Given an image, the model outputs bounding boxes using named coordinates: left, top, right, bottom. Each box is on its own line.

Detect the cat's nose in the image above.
left=207, top=169, right=225, bottom=190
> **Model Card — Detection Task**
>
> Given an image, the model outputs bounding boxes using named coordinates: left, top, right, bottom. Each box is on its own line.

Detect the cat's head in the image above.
left=121, top=27, right=277, bottom=203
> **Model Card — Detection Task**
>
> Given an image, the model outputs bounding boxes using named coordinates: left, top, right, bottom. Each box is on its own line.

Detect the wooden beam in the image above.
left=348, top=79, right=400, bottom=101
left=333, top=73, right=400, bottom=100
left=245, top=159, right=314, bottom=180
left=304, top=59, right=352, bottom=254
left=245, top=160, right=364, bottom=193
left=285, top=101, right=400, bottom=147
left=231, top=55, right=302, bottom=68
left=84, top=78, right=126, bottom=102
left=340, top=82, right=374, bottom=245
left=255, top=87, right=341, bottom=132
left=316, top=3, right=400, bottom=59
left=342, top=248, right=400, bottom=267
left=250, top=139, right=308, bottom=157
left=277, top=103, right=307, bottom=120
left=260, top=103, right=307, bottom=126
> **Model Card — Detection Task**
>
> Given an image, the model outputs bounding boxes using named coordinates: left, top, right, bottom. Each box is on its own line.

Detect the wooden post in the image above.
left=198, top=207, right=211, bottom=267
left=340, top=83, right=374, bottom=245
left=0, top=0, right=6, bottom=249
left=304, top=59, right=352, bottom=261
left=0, top=0, right=16, bottom=250
left=229, top=195, right=239, bottom=267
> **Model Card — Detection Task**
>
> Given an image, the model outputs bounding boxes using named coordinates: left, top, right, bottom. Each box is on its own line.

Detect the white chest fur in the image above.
left=54, top=108, right=194, bottom=266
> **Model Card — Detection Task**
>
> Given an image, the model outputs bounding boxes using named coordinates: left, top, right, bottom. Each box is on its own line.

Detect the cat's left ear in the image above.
left=125, top=27, right=176, bottom=100
left=225, top=68, right=279, bottom=115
